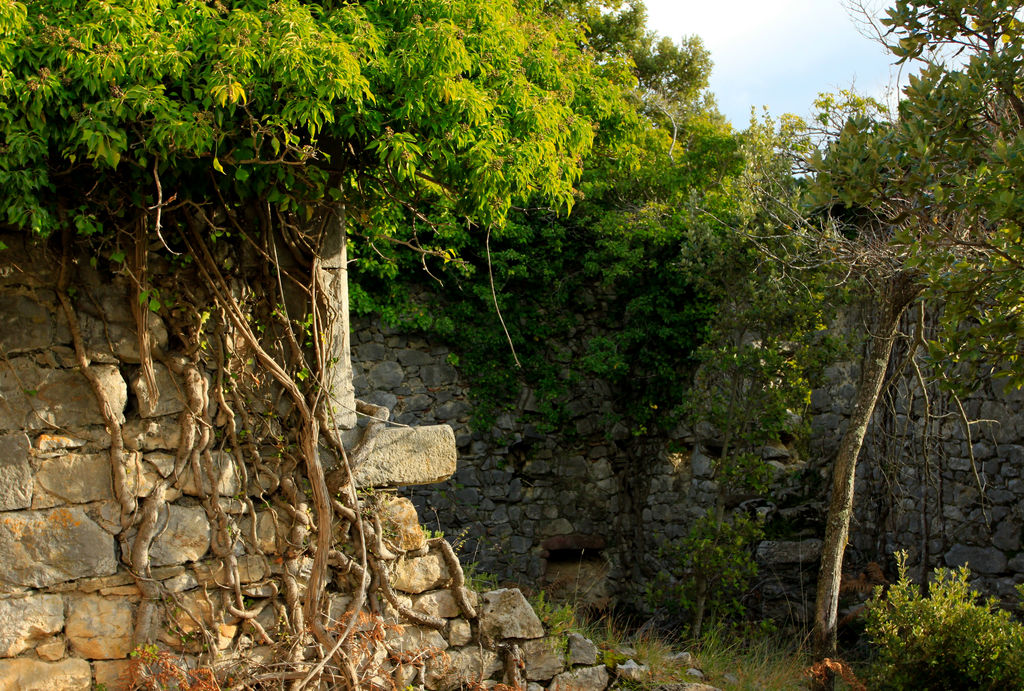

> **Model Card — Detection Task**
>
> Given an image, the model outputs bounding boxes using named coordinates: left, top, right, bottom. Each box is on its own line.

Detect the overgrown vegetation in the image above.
left=864, top=555, right=1024, bottom=690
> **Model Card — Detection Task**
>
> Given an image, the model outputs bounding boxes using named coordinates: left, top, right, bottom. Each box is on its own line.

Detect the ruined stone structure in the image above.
left=350, top=312, right=1024, bottom=622
left=0, top=236, right=627, bottom=690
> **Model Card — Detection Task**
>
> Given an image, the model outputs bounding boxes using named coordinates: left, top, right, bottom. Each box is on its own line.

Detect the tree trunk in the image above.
left=811, top=274, right=920, bottom=688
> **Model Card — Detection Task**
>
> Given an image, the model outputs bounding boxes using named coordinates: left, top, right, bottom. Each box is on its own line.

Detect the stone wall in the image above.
left=352, top=310, right=1024, bottom=622
left=812, top=354, right=1024, bottom=605
left=0, top=236, right=635, bottom=690
left=350, top=315, right=817, bottom=621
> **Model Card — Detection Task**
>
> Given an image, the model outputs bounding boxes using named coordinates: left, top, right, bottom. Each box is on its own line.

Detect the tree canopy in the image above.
left=0, top=0, right=638, bottom=248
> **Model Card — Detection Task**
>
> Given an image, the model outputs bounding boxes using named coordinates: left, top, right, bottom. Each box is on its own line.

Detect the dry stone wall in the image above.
left=812, top=356, right=1024, bottom=605
left=351, top=315, right=819, bottom=622
left=352, top=311, right=1024, bottom=622
left=0, top=237, right=643, bottom=690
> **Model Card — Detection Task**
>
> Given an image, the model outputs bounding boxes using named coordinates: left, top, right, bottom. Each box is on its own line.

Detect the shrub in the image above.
left=864, top=553, right=1024, bottom=690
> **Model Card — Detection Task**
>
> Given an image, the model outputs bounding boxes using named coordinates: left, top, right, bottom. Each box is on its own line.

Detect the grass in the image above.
left=528, top=596, right=866, bottom=691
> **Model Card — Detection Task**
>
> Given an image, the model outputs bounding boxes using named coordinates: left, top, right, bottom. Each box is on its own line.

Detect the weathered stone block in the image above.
left=755, top=539, right=822, bottom=565
left=150, top=505, right=211, bottom=566
left=448, top=618, right=472, bottom=646
left=122, top=418, right=181, bottom=452
left=34, top=453, right=113, bottom=507
left=82, top=309, right=168, bottom=364
left=92, top=660, right=133, bottom=691
left=33, top=637, right=65, bottom=661
left=383, top=496, right=426, bottom=551
left=0, top=657, right=91, bottom=691
left=131, top=363, right=185, bottom=418
left=390, top=625, right=448, bottom=654
left=0, top=434, right=32, bottom=510
left=411, top=590, right=469, bottom=619
left=523, top=637, right=565, bottom=680
left=0, top=359, right=126, bottom=432
left=179, top=451, right=242, bottom=497
left=426, top=646, right=500, bottom=691
left=0, top=295, right=59, bottom=355
left=193, top=555, right=268, bottom=586
left=65, top=596, right=134, bottom=659
left=393, top=552, right=450, bottom=594
left=549, top=665, right=609, bottom=691
left=353, top=425, right=457, bottom=488
left=0, top=508, right=117, bottom=588
left=0, top=594, right=64, bottom=657
left=945, top=544, right=1007, bottom=574
left=478, top=588, right=544, bottom=640
left=367, top=361, right=404, bottom=389
left=567, top=632, right=599, bottom=666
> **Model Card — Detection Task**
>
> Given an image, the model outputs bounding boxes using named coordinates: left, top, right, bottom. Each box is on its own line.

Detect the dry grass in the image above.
left=573, top=616, right=868, bottom=691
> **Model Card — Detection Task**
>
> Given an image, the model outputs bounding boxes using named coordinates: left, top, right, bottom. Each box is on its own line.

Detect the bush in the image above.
left=864, top=553, right=1024, bottom=690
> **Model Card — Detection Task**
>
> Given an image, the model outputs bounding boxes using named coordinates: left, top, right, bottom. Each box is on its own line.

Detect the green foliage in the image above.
left=810, top=0, right=1024, bottom=389
left=864, top=554, right=1024, bottom=690
left=0, top=0, right=634, bottom=250
left=645, top=510, right=763, bottom=629
left=529, top=589, right=578, bottom=637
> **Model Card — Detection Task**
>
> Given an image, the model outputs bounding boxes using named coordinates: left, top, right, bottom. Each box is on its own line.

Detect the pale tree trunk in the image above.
left=317, top=207, right=356, bottom=431
left=811, top=274, right=921, bottom=688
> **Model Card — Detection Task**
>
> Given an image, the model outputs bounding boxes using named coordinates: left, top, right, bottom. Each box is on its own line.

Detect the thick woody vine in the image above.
left=54, top=207, right=478, bottom=689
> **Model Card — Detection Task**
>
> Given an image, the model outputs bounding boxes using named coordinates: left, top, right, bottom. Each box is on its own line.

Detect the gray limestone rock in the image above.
left=65, top=595, right=134, bottom=659
left=549, top=665, right=609, bottom=691
left=567, top=632, right=599, bottom=666
left=178, top=450, right=242, bottom=498
left=478, top=588, right=544, bottom=640
left=150, top=505, right=212, bottom=566
left=522, top=637, right=565, bottom=680
left=0, top=359, right=126, bottom=432
left=756, top=539, right=823, bottom=565
left=33, top=453, right=113, bottom=507
left=367, top=361, right=404, bottom=389
left=420, top=364, right=458, bottom=387
left=993, top=519, right=1021, bottom=551
left=944, top=544, right=1008, bottom=574
left=0, top=594, right=64, bottom=657
left=353, top=425, right=457, bottom=488
left=426, top=646, right=501, bottom=691
left=0, top=508, right=117, bottom=588
left=392, top=552, right=451, bottom=594
left=0, top=434, right=32, bottom=510
left=131, top=362, right=186, bottom=418
left=0, top=295, right=54, bottom=354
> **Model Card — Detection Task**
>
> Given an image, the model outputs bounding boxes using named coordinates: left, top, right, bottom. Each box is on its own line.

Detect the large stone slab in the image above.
left=392, top=552, right=451, bottom=594
left=478, top=588, right=544, bottom=640
left=549, top=665, right=610, bottom=691
left=945, top=544, right=1008, bottom=574
left=0, top=434, right=32, bottom=510
left=0, top=594, right=64, bottom=657
left=0, top=358, right=126, bottom=432
left=0, top=508, right=117, bottom=588
left=66, top=595, right=134, bottom=659
left=150, top=505, right=211, bottom=566
left=178, top=450, right=242, bottom=497
left=34, top=452, right=113, bottom=507
left=0, top=295, right=54, bottom=354
left=353, top=425, right=456, bottom=488
left=523, top=637, right=566, bottom=680
left=426, top=646, right=501, bottom=691
left=755, top=539, right=822, bottom=565
left=0, top=658, right=91, bottom=691
left=131, top=362, right=185, bottom=418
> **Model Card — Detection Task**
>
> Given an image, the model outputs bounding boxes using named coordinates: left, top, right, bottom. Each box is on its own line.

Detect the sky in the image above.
left=642, top=0, right=903, bottom=127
